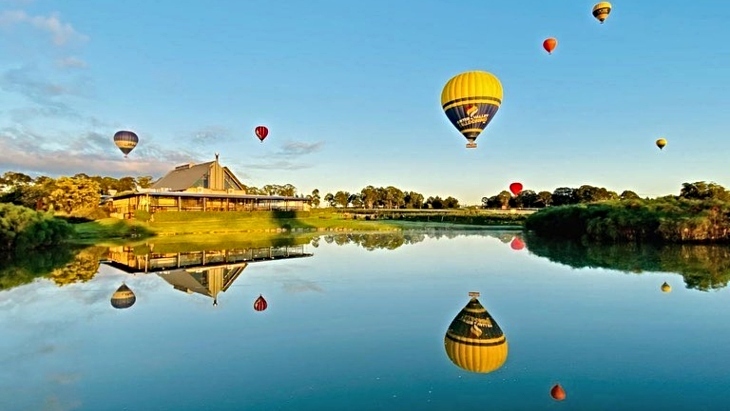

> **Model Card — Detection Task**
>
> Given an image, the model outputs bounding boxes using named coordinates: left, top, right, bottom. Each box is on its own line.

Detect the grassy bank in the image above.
left=525, top=197, right=730, bottom=243
left=71, top=208, right=529, bottom=242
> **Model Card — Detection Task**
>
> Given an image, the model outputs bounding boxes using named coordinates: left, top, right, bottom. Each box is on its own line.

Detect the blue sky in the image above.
left=1, top=0, right=728, bottom=204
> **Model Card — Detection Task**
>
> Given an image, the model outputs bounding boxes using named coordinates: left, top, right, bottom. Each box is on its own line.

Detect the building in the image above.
left=103, top=243, right=313, bottom=306
left=110, top=154, right=309, bottom=218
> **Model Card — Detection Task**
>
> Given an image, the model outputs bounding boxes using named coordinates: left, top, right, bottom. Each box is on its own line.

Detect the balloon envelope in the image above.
left=113, top=131, right=139, bottom=158
left=255, top=126, right=269, bottom=142
left=551, top=384, right=566, bottom=401
left=254, top=295, right=268, bottom=311
left=510, top=237, right=525, bottom=251
left=592, top=2, right=612, bottom=23
left=509, top=182, right=523, bottom=196
left=656, top=138, right=667, bottom=150
left=543, top=38, right=557, bottom=54
left=441, top=71, right=503, bottom=149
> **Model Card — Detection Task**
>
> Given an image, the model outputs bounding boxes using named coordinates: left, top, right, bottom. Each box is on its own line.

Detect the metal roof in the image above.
left=151, top=161, right=214, bottom=191
left=112, top=191, right=307, bottom=201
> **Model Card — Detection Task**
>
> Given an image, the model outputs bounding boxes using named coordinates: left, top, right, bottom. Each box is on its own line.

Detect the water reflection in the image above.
left=444, top=291, right=508, bottom=374
left=0, top=246, right=102, bottom=291
left=524, top=233, right=730, bottom=291
left=110, top=283, right=136, bottom=309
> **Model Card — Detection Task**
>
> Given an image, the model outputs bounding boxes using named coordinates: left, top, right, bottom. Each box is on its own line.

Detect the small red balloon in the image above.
left=253, top=295, right=268, bottom=312
left=543, top=37, right=558, bottom=54
left=254, top=126, right=269, bottom=142
left=551, top=384, right=566, bottom=401
left=510, top=237, right=525, bottom=251
left=509, top=182, right=523, bottom=196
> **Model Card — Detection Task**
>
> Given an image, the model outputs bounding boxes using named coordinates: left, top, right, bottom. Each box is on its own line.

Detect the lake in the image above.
left=2, top=229, right=730, bottom=411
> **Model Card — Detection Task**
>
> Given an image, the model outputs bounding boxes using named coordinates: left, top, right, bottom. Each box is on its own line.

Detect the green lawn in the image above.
left=71, top=209, right=528, bottom=243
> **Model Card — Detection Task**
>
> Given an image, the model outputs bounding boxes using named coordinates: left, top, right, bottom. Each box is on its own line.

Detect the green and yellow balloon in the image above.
left=441, top=71, right=503, bottom=149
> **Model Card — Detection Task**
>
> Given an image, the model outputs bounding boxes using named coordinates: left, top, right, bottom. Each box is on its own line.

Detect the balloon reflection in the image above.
left=444, top=291, right=508, bottom=374
left=661, top=282, right=672, bottom=293
left=510, top=237, right=525, bottom=251
left=253, top=295, right=268, bottom=312
left=111, top=283, right=136, bottom=309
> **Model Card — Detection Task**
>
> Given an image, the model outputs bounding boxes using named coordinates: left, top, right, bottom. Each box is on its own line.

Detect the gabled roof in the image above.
left=151, top=162, right=214, bottom=191
left=222, top=166, right=246, bottom=190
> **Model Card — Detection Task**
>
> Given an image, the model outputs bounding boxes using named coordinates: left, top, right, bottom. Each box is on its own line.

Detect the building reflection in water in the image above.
left=444, top=291, right=509, bottom=374
left=104, top=244, right=313, bottom=306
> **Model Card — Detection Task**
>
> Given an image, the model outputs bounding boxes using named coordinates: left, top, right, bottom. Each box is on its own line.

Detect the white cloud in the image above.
left=55, top=56, right=87, bottom=69
left=0, top=10, right=88, bottom=46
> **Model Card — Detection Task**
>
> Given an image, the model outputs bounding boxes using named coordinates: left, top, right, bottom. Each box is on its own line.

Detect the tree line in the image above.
left=524, top=181, right=730, bottom=244
left=311, top=186, right=460, bottom=210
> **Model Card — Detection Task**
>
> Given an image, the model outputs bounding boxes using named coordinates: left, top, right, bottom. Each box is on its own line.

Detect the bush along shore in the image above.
left=0, top=203, right=74, bottom=252
left=524, top=197, right=730, bottom=243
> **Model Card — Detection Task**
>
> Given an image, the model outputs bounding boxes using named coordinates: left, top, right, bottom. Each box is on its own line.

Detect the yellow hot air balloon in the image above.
left=441, top=71, right=503, bottom=149
left=656, top=138, right=667, bottom=150
left=661, top=282, right=672, bottom=293
left=444, top=292, right=508, bottom=374
left=592, top=2, right=612, bottom=24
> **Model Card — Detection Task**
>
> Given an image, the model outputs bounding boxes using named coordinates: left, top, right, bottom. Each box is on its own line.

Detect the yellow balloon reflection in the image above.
left=111, top=283, right=136, bottom=309
left=444, top=291, right=508, bottom=373
left=661, top=282, right=672, bottom=293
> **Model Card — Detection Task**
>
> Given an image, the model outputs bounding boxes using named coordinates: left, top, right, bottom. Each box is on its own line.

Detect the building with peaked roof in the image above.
left=109, top=154, right=309, bottom=218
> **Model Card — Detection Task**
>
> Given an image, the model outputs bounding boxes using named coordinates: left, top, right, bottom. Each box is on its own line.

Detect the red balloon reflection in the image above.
left=510, top=237, right=525, bottom=251
left=550, top=383, right=566, bottom=401
left=253, top=295, right=268, bottom=312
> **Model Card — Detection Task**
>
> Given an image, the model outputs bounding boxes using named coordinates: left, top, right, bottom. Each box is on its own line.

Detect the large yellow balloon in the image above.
left=592, top=2, right=612, bottom=24
left=656, top=138, right=667, bottom=150
left=441, top=71, right=503, bottom=149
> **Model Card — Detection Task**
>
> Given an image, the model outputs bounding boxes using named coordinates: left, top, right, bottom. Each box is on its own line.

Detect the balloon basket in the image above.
left=466, top=142, right=477, bottom=149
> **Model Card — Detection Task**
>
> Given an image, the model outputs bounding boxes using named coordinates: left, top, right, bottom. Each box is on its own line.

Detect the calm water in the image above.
left=2, top=230, right=730, bottom=411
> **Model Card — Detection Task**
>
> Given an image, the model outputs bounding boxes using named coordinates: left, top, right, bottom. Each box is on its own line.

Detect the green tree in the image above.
left=536, top=191, right=552, bottom=207
left=443, top=196, right=460, bottom=209
left=620, top=190, right=641, bottom=200
left=136, top=176, right=155, bottom=188
left=310, top=189, right=321, bottom=208
left=324, top=192, right=335, bottom=207
left=360, top=186, right=378, bottom=209
left=334, top=191, right=350, bottom=208
left=48, top=177, right=101, bottom=214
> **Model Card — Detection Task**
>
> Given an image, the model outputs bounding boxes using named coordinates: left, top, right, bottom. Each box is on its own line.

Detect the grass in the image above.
left=70, top=208, right=530, bottom=242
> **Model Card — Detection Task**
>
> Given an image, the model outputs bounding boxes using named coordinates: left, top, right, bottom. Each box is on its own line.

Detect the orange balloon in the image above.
left=543, top=38, right=558, bottom=54
left=551, top=384, right=566, bottom=401
left=510, top=237, right=525, bottom=251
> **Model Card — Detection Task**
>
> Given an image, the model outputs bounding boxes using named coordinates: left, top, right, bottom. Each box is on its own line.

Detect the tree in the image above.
left=551, top=187, right=577, bottom=206
left=47, top=177, right=101, bottom=214
left=497, top=190, right=512, bottom=209
left=310, top=189, right=321, bottom=208
left=136, top=176, right=155, bottom=188
left=443, top=196, right=460, bottom=209
left=360, top=186, right=378, bottom=209
left=536, top=191, right=552, bottom=208
left=349, top=193, right=363, bottom=208
left=334, top=191, right=350, bottom=208
left=278, top=184, right=297, bottom=197
left=619, top=190, right=640, bottom=201
left=405, top=191, right=424, bottom=209
left=324, top=192, right=335, bottom=207
left=515, top=190, right=538, bottom=208
left=680, top=181, right=729, bottom=201
left=0, top=172, right=32, bottom=191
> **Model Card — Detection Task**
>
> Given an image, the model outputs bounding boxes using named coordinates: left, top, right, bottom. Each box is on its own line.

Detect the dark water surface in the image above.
left=2, top=230, right=729, bottom=411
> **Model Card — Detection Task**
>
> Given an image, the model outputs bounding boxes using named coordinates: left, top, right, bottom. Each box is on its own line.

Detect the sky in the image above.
left=0, top=0, right=728, bottom=205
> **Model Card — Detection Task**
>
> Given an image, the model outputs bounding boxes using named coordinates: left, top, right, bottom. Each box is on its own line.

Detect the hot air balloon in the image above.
left=254, top=126, right=269, bottom=143
left=111, top=283, right=136, bottom=309
left=551, top=384, right=567, bottom=401
left=113, top=130, right=139, bottom=158
left=543, top=38, right=557, bottom=54
left=656, top=138, right=667, bottom=150
left=592, top=2, right=612, bottom=24
left=444, top=292, right=508, bottom=374
left=441, top=71, right=503, bottom=149
left=509, top=182, right=523, bottom=196
left=661, top=282, right=672, bottom=293
left=254, top=294, right=268, bottom=311
left=510, top=237, right=525, bottom=251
